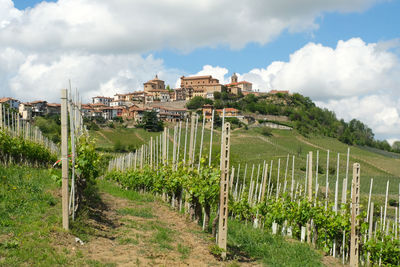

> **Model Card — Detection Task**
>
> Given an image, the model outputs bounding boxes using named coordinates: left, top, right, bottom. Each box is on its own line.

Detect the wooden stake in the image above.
left=188, top=114, right=195, bottom=166
left=383, top=180, right=389, bottom=231
left=307, top=151, right=313, bottom=244
left=183, top=118, right=188, bottom=164
left=261, top=164, right=269, bottom=202
left=367, top=202, right=374, bottom=266
left=198, top=115, right=205, bottom=171
left=209, top=109, right=214, bottom=166
left=350, top=163, right=360, bottom=267
left=217, top=122, right=230, bottom=260
left=325, top=150, right=330, bottom=210
left=366, top=178, right=373, bottom=223
left=61, top=89, right=69, bottom=230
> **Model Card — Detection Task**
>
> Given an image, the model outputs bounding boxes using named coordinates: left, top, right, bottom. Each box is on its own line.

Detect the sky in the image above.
left=1, top=0, right=400, bottom=142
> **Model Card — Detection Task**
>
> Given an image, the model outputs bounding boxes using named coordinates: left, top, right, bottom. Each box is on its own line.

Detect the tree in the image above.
left=186, top=96, right=212, bottom=110
left=213, top=91, right=221, bottom=100
left=140, top=111, right=164, bottom=132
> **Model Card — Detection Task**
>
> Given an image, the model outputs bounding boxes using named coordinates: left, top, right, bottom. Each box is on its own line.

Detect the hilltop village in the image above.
left=1, top=73, right=288, bottom=124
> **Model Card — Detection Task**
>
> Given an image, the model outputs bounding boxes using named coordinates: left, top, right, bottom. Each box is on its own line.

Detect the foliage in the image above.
left=73, top=134, right=102, bottom=212
left=186, top=96, right=213, bottom=110
left=260, top=127, right=272, bottom=137
left=0, top=166, right=100, bottom=266
left=138, top=111, right=164, bottom=132
left=0, top=129, right=57, bottom=165
left=34, top=114, right=61, bottom=144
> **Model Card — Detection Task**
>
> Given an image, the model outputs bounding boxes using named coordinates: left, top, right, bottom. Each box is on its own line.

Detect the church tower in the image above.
left=231, top=72, right=238, bottom=83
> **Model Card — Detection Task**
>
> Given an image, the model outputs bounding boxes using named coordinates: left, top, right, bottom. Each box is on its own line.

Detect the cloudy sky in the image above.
left=1, top=0, right=400, bottom=142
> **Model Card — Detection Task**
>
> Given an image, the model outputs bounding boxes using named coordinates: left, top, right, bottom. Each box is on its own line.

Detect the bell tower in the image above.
left=231, top=72, right=238, bottom=83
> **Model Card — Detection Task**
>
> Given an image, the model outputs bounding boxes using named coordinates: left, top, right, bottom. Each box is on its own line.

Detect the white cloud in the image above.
left=236, top=38, right=400, bottom=140
left=0, top=0, right=382, bottom=53
left=1, top=50, right=181, bottom=102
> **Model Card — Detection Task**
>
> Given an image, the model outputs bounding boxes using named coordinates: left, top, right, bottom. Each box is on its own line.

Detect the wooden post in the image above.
left=350, top=163, right=360, bottom=267
left=261, top=164, right=269, bottom=202
left=183, top=118, right=188, bottom=164
left=198, top=115, right=205, bottom=171
left=367, top=202, right=374, bottom=266
left=0, top=103, right=2, bottom=129
left=61, top=89, right=69, bottom=230
left=177, top=121, right=182, bottom=165
left=209, top=109, right=214, bottom=166
left=188, top=114, right=195, bottom=166
left=217, top=122, right=230, bottom=260
left=150, top=137, right=153, bottom=168
left=383, top=180, right=389, bottom=231
left=307, top=151, right=313, bottom=244
left=276, top=159, right=280, bottom=199
left=291, top=156, right=295, bottom=200
left=283, top=154, right=289, bottom=193
left=162, top=128, right=167, bottom=163
left=192, top=114, right=199, bottom=168
left=366, top=178, right=373, bottom=223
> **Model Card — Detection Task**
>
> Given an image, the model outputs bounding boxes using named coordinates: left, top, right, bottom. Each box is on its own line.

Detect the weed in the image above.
left=177, top=243, right=191, bottom=260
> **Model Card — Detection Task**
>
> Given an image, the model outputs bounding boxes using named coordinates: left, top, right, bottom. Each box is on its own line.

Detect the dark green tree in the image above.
left=140, top=111, right=164, bottom=132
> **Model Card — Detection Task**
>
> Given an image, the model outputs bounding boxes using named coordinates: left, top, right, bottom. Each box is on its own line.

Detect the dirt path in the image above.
left=81, top=192, right=258, bottom=266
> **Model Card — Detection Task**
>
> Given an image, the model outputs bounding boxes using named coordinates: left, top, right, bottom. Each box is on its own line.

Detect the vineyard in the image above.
left=107, top=112, right=400, bottom=266
left=1, top=91, right=400, bottom=266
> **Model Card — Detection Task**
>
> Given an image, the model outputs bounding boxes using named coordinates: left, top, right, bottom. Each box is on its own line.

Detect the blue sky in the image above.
left=2, top=0, right=400, bottom=141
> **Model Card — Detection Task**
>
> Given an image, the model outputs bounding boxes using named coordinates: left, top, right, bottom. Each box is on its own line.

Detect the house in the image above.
left=46, top=103, right=61, bottom=115
left=180, top=75, right=223, bottom=100
left=92, top=96, right=113, bottom=106
left=144, top=75, right=165, bottom=92
left=151, top=106, right=188, bottom=122
left=202, top=104, right=213, bottom=120
left=19, top=103, right=32, bottom=120
left=224, top=73, right=252, bottom=94
left=147, top=89, right=170, bottom=102
left=0, top=97, right=21, bottom=109
left=29, top=100, right=47, bottom=117
left=216, top=108, right=240, bottom=117
left=110, top=100, right=127, bottom=107
left=121, top=105, right=150, bottom=122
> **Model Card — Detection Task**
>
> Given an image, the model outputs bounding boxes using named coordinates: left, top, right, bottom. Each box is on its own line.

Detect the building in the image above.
left=19, top=103, right=32, bottom=120
left=144, top=75, right=165, bottom=92
left=224, top=73, right=252, bottom=94
left=46, top=103, right=61, bottom=115
left=202, top=104, right=213, bottom=120
left=147, top=89, right=170, bottom=102
left=0, top=97, right=21, bottom=109
left=180, top=75, right=223, bottom=99
left=29, top=100, right=47, bottom=117
left=216, top=108, right=240, bottom=117
left=92, top=96, right=113, bottom=106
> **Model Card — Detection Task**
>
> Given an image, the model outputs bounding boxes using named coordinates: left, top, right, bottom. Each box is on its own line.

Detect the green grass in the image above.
left=0, top=165, right=108, bottom=266
left=177, top=243, right=191, bottom=260
left=116, top=207, right=154, bottom=218
left=97, top=179, right=154, bottom=203
left=90, top=128, right=161, bottom=150
left=228, top=219, right=324, bottom=267
left=151, top=224, right=174, bottom=250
